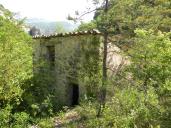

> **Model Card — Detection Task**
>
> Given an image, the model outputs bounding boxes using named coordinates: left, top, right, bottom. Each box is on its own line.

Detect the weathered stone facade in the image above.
left=33, top=29, right=127, bottom=108
left=33, top=30, right=103, bottom=107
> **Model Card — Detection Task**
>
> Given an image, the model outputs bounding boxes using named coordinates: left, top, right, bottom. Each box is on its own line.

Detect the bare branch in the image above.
left=77, top=9, right=97, bottom=20
left=77, top=7, right=103, bottom=21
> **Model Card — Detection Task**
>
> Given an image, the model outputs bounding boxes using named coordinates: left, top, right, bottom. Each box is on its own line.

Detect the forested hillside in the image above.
left=0, top=0, right=171, bottom=128
left=26, top=18, right=78, bottom=35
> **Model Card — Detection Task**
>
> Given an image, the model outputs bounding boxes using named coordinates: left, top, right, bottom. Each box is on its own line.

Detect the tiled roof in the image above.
left=33, top=29, right=102, bottom=39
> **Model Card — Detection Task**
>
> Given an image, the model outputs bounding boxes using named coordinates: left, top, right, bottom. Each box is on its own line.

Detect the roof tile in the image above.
left=32, top=29, right=102, bottom=39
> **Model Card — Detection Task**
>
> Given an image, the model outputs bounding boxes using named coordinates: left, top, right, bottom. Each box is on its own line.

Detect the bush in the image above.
left=0, top=105, right=12, bottom=128
left=12, top=112, right=30, bottom=128
left=37, top=118, right=54, bottom=128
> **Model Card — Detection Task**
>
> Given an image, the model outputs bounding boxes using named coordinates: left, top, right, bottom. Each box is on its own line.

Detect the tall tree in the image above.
left=0, top=4, right=32, bottom=126
left=97, top=0, right=109, bottom=117
left=91, top=0, right=171, bottom=117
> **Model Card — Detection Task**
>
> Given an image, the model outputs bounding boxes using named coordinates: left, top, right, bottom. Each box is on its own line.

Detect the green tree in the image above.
left=92, top=0, right=171, bottom=116
left=77, top=21, right=97, bottom=31
left=71, top=29, right=171, bottom=128
left=56, top=23, right=68, bottom=33
left=74, top=0, right=171, bottom=125
left=126, top=29, right=171, bottom=127
left=94, top=0, right=171, bottom=46
left=0, top=4, right=32, bottom=127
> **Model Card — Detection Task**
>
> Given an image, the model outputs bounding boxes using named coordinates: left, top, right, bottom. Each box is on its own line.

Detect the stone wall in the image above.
left=33, top=34, right=103, bottom=107
left=33, top=32, right=128, bottom=108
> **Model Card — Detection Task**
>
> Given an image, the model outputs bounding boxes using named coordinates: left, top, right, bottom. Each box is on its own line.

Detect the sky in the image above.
left=0, top=0, right=95, bottom=22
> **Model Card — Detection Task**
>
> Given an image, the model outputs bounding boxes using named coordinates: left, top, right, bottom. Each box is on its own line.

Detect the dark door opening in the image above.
left=71, top=84, right=79, bottom=106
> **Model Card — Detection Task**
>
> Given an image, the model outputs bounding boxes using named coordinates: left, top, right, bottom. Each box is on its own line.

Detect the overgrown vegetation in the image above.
left=69, top=0, right=171, bottom=127
left=0, top=4, right=32, bottom=127
left=1, top=0, right=171, bottom=127
left=67, top=29, right=171, bottom=128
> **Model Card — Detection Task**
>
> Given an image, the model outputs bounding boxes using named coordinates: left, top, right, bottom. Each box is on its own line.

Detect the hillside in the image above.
left=25, top=18, right=78, bottom=35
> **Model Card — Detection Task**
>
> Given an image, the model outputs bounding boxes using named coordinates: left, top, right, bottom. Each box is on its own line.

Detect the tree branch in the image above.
left=77, top=9, right=98, bottom=20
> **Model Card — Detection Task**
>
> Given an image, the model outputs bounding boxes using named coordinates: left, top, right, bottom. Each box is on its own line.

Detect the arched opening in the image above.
left=71, top=83, right=79, bottom=106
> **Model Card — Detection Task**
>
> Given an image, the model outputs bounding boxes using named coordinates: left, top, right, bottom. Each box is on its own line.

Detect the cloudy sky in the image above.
left=0, top=0, right=95, bottom=22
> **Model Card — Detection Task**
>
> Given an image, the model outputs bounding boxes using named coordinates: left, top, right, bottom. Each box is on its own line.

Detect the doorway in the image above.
left=71, top=83, right=79, bottom=106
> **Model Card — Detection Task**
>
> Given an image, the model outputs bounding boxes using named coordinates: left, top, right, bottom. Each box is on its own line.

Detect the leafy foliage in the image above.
left=1, top=0, right=171, bottom=127
left=0, top=4, right=32, bottom=127
left=77, top=21, right=97, bottom=31
left=95, top=0, right=171, bottom=34
left=64, top=30, right=171, bottom=128
left=79, top=36, right=102, bottom=98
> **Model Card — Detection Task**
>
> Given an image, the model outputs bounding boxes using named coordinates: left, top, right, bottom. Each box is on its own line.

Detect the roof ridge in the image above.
left=32, top=29, right=102, bottom=39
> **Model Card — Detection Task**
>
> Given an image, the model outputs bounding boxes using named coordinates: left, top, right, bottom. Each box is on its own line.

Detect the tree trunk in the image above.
left=97, top=0, right=109, bottom=117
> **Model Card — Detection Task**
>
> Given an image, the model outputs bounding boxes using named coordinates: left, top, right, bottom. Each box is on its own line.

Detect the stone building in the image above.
left=32, top=29, right=127, bottom=108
